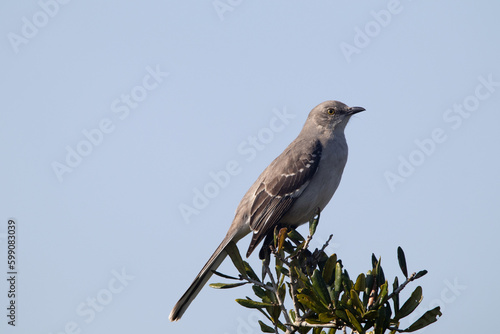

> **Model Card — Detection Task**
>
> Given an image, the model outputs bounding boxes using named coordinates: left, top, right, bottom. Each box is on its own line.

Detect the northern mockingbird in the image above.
left=169, top=100, right=364, bottom=321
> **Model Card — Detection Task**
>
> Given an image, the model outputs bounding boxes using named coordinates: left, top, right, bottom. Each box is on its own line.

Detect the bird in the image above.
left=169, top=100, right=365, bottom=321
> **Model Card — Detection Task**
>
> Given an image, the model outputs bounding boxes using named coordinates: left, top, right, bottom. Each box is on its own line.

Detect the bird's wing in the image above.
left=246, top=139, right=322, bottom=257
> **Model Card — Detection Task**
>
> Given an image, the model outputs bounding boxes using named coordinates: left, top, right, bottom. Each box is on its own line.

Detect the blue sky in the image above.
left=1, top=1, right=499, bottom=333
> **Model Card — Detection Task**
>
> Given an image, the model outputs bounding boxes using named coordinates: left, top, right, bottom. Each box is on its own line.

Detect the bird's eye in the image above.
left=327, top=108, right=335, bottom=115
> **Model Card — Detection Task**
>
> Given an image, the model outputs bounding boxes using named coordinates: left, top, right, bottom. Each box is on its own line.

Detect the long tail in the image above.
left=169, top=238, right=231, bottom=321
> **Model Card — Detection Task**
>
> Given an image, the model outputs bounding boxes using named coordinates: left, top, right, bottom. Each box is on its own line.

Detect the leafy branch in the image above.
left=210, top=214, right=442, bottom=334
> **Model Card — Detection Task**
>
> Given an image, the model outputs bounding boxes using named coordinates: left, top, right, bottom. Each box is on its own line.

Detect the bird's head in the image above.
left=307, top=100, right=365, bottom=132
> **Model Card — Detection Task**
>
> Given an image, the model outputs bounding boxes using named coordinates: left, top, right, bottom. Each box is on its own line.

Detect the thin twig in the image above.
left=319, top=234, right=333, bottom=253
left=239, top=274, right=274, bottom=291
left=386, top=272, right=417, bottom=301
left=264, top=264, right=294, bottom=333
left=289, top=273, right=301, bottom=324
left=271, top=245, right=293, bottom=267
left=293, top=321, right=341, bottom=329
left=302, top=234, right=313, bottom=252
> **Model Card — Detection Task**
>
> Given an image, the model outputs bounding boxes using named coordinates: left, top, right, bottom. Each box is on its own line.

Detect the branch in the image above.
left=289, top=272, right=302, bottom=324
left=240, top=274, right=274, bottom=291
left=293, top=321, right=341, bottom=329
left=387, top=272, right=417, bottom=301
left=318, top=234, right=333, bottom=254
left=264, top=265, right=294, bottom=333
left=215, top=217, right=440, bottom=334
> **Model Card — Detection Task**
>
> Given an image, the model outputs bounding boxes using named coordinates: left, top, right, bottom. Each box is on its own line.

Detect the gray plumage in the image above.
left=169, top=100, right=365, bottom=321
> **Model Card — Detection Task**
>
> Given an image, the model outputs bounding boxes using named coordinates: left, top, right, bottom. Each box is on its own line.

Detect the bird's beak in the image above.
left=347, top=106, right=365, bottom=115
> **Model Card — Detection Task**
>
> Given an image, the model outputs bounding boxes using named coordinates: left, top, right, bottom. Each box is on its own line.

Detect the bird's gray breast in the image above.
left=281, top=134, right=348, bottom=226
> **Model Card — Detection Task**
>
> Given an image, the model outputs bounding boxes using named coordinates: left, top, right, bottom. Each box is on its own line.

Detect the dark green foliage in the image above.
left=212, top=216, right=441, bottom=333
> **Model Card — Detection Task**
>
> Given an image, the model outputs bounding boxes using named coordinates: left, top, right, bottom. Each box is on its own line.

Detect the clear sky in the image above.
left=1, top=1, right=499, bottom=333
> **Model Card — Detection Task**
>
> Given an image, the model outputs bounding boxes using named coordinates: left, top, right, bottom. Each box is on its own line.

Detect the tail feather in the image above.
left=169, top=239, right=230, bottom=321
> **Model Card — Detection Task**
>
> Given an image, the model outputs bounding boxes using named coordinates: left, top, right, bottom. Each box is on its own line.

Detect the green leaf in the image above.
left=283, top=240, right=296, bottom=254
left=294, top=266, right=311, bottom=286
left=375, top=281, right=388, bottom=307
left=226, top=241, right=247, bottom=278
left=375, top=260, right=385, bottom=287
left=346, top=309, right=364, bottom=333
left=258, top=320, right=275, bottom=333
left=414, top=270, right=428, bottom=280
left=394, top=286, right=423, bottom=321
left=273, top=225, right=279, bottom=250
left=297, top=293, right=329, bottom=313
left=287, top=229, right=305, bottom=244
left=371, top=253, right=377, bottom=268
left=278, top=283, right=287, bottom=304
left=317, top=247, right=329, bottom=269
left=264, top=283, right=277, bottom=303
left=384, top=303, right=392, bottom=324
left=342, top=270, right=352, bottom=293
left=374, top=305, right=387, bottom=334
left=364, top=271, right=374, bottom=307
left=393, top=276, right=400, bottom=313
left=350, top=289, right=365, bottom=314
left=211, top=270, right=239, bottom=280
left=243, top=261, right=260, bottom=281
left=334, top=262, right=342, bottom=295
left=252, top=285, right=268, bottom=300
left=276, top=265, right=290, bottom=276
left=209, top=282, right=247, bottom=289
left=261, top=252, right=270, bottom=281
left=236, top=298, right=275, bottom=309
left=269, top=305, right=281, bottom=324
left=318, top=312, right=336, bottom=323
left=312, top=269, right=331, bottom=305
left=402, top=307, right=442, bottom=332
left=309, top=208, right=320, bottom=236
left=291, top=240, right=307, bottom=258
left=397, top=247, right=408, bottom=278
left=363, top=309, right=378, bottom=320
left=334, top=309, right=349, bottom=322
left=275, top=320, right=287, bottom=333
left=354, top=274, right=366, bottom=292
left=322, top=254, right=337, bottom=285
left=303, top=317, right=325, bottom=325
